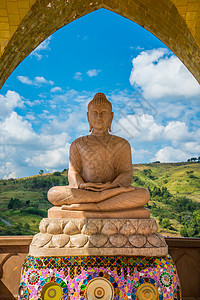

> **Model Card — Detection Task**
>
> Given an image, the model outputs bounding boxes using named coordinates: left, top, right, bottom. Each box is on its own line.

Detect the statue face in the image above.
left=87, top=103, right=113, bottom=132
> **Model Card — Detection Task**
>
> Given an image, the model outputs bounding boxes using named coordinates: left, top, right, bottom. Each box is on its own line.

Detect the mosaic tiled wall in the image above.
left=19, top=255, right=181, bottom=300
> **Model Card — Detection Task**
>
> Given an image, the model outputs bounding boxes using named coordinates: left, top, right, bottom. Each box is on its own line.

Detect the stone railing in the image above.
left=0, top=236, right=199, bottom=299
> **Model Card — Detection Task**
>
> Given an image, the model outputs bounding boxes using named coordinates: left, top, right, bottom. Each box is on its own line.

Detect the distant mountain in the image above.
left=0, top=163, right=200, bottom=237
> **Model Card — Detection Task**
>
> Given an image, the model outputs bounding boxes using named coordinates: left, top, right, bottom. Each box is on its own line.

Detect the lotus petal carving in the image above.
left=47, top=221, right=62, bottom=234
left=102, top=221, right=117, bottom=235
left=110, top=234, right=128, bottom=247
left=137, top=222, right=151, bottom=235
left=147, top=234, right=163, bottom=247
left=82, top=221, right=98, bottom=235
left=63, top=221, right=80, bottom=235
left=39, top=219, right=49, bottom=233
left=70, top=234, right=88, bottom=247
left=32, top=233, right=52, bottom=247
left=51, top=234, right=70, bottom=248
left=89, top=234, right=108, bottom=248
left=151, top=220, right=158, bottom=234
left=129, top=235, right=147, bottom=247
left=120, top=221, right=136, bottom=236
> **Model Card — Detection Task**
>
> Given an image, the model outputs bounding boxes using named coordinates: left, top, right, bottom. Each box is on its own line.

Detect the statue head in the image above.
left=87, top=93, right=114, bottom=133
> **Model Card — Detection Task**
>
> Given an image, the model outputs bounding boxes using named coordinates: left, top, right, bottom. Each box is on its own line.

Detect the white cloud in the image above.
left=25, top=114, right=35, bottom=121
left=0, top=161, right=18, bottom=179
left=87, top=69, right=101, bottom=77
left=26, top=144, right=70, bottom=169
left=163, top=121, right=192, bottom=143
left=0, top=88, right=199, bottom=178
left=50, top=86, right=62, bottom=93
left=17, top=76, right=33, bottom=85
left=113, top=114, right=164, bottom=142
left=17, top=76, right=54, bottom=86
left=0, top=90, right=24, bottom=119
left=34, top=76, right=54, bottom=85
left=73, top=72, right=82, bottom=81
left=0, top=111, right=36, bottom=144
left=151, top=146, right=189, bottom=163
left=130, top=48, right=200, bottom=99
left=0, top=88, right=73, bottom=178
left=132, top=147, right=151, bottom=162
left=156, top=101, right=186, bottom=119
left=184, top=141, right=200, bottom=154
left=30, top=37, right=51, bottom=60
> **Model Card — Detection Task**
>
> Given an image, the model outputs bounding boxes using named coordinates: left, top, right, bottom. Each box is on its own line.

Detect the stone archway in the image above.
left=0, top=0, right=200, bottom=88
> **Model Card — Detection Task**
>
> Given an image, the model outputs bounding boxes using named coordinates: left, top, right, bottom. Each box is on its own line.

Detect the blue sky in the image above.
left=0, top=9, right=200, bottom=178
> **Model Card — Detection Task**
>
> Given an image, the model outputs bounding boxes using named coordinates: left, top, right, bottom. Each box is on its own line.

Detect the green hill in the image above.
left=0, top=163, right=200, bottom=237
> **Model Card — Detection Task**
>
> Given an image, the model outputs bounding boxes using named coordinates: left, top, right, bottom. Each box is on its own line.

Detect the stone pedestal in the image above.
left=29, top=217, right=167, bottom=257
left=18, top=214, right=182, bottom=300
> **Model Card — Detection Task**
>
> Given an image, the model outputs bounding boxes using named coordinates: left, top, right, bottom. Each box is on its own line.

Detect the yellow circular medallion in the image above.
left=86, top=277, right=114, bottom=300
left=41, top=282, right=62, bottom=300
left=136, top=283, right=158, bottom=300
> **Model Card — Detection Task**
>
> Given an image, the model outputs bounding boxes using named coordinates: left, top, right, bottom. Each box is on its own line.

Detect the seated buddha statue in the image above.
left=47, top=92, right=150, bottom=212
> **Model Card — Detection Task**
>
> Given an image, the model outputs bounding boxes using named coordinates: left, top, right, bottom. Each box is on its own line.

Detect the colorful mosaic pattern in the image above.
left=19, top=254, right=181, bottom=300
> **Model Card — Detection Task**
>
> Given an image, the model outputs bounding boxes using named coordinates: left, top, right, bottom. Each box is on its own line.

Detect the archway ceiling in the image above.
left=0, top=0, right=199, bottom=88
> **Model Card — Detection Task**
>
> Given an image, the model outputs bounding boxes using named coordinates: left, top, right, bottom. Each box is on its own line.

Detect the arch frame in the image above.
left=0, top=0, right=199, bottom=88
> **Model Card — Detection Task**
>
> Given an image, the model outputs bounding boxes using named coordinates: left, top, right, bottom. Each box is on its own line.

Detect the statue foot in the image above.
left=62, top=203, right=100, bottom=211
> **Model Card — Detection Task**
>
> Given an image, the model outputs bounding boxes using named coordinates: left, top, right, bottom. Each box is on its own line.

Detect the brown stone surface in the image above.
left=48, top=206, right=150, bottom=219
left=47, top=93, right=150, bottom=213
left=29, top=245, right=168, bottom=257
left=0, top=0, right=200, bottom=88
left=28, top=217, right=168, bottom=256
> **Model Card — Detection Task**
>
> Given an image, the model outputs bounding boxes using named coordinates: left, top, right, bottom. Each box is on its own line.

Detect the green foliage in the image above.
left=159, top=217, right=172, bottom=229
left=53, top=171, right=61, bottom=176
left=21, top=208, right=47, bottom=218
left=39, top=170, right=44, bottom=176
left=8, top=198, right=22, bottom=209
left=24, top=223, right=30, bottom=231
left=0, top=163, right=200, bottom=237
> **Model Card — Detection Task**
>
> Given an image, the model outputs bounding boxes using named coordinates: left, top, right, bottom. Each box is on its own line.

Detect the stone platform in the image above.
left=48, top=206, right=151, bottom=219
left=29, top=217, right=168, bottom=257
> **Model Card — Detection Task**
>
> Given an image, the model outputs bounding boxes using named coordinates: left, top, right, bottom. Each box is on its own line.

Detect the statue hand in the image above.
left=79, top=182, right=112, bottom=191
left=79, top=182, right=105, bottom=190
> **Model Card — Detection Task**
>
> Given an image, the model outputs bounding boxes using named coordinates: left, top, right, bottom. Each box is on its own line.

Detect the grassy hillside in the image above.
left=0, top=163, right=200, bottom=237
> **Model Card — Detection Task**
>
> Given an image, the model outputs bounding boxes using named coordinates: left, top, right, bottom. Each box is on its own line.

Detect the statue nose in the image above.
left=97, top=113, right=103, bottom=119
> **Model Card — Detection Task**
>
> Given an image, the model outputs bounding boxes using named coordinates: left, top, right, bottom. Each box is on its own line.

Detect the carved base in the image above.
left=29, top=217, right=168, bottom=257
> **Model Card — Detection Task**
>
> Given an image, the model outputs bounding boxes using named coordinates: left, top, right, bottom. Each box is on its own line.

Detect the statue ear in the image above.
left=108, top=112, right=114, bottom=132
left=87, top=111, right=93, bottom=132
left=89, top=123, right=93, bottom=132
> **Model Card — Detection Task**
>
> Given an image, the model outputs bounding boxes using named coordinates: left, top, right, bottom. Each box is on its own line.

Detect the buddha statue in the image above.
left=47, top=93, right=150, bottom=212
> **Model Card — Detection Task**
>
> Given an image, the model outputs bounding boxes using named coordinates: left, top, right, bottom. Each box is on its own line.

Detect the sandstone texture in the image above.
left=30, top=218, right=168, bottom=256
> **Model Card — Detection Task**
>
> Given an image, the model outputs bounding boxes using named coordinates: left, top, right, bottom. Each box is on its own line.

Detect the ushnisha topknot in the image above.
left=88, top=92, right=112, bottom=110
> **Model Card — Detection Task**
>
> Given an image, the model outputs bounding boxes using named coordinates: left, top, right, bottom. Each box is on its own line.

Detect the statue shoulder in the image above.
left=111, top=135, right=131, bottom=147
left=70, top=136, right=89, bottom=150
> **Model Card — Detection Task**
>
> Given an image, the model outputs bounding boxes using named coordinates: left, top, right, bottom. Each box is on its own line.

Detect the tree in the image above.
left=24, top=223, right=30, bottom=231
left=53, top=171, right=61, bottom=176
left=191, top=157, right=197, bottom=162
left=8, top=198, right=22, bottom=209
left=161, top=218, right=172, bottom=229
left=180, top=226, right=188, bottom=237
left=39, top=170, right=44, bottom=176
